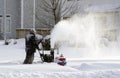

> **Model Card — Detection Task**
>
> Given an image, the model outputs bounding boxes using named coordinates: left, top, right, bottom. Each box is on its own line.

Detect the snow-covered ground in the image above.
left=0, top=39, right=120, bottom=78
left=0, top=0, right=120, bottom=77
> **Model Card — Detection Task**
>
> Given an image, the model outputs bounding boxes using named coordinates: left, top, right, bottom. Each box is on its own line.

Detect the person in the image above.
left=57, top=54, right=67, bottom=66
left=23, top=29, right=40, bottom=64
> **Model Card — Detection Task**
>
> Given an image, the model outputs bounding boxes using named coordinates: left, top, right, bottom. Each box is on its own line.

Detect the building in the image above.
left=0, top=0, right=21, bottom=39
left=0, top=0, right=120, bottom=39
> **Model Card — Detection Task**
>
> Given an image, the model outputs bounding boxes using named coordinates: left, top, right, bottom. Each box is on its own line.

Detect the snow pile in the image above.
left=0, top=39, right=25, bottom=61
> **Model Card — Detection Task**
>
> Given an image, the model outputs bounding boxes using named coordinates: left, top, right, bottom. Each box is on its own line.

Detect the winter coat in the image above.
left=25, top=33, right=39, bottom=53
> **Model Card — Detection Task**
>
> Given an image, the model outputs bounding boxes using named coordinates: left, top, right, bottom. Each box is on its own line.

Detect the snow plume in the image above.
left=50, top=12, right=120, bottom=60
left=51, top=13, right=97, bottom=49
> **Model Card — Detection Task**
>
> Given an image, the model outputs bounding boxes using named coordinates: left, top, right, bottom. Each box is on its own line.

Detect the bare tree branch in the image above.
left=36, top=0, right=78, bottom=28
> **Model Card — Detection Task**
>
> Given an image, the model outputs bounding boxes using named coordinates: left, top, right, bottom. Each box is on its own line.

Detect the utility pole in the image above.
left=3, top=0, right=7, bottom=44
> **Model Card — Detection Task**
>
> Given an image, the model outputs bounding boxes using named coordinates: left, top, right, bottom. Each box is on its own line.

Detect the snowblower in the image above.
left=38, top=48, right=54, bottom=63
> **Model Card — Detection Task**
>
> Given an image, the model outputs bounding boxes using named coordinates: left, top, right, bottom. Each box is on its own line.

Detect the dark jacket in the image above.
left=25, top=33, right=39, bottom=52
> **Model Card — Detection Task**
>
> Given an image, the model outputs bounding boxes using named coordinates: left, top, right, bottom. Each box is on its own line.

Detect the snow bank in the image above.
left=0, top=70, right=120, bottom=78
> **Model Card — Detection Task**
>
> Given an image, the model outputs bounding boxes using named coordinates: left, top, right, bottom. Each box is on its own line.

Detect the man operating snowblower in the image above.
left=23, top=29, right=40, bottom=64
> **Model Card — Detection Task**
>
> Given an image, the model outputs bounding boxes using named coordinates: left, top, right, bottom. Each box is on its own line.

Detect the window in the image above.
left=6, top=15, right=11, bottom=33
left=0, top=15, right=11, bottom=33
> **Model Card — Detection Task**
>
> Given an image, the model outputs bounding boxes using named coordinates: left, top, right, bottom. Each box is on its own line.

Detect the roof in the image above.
left=85, top=4, right=120, bottom=12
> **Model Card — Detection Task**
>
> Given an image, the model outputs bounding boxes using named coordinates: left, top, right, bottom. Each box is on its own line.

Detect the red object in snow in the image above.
left=59, top=57, right=66, bottom=61
left=57, top=55, right=67, bottom=66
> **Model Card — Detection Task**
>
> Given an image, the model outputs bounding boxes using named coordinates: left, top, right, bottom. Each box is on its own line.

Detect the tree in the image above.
left=36, top=0, right=78, bottom=28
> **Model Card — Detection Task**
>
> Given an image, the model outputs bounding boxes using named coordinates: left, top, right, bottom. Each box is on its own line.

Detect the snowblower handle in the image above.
left=38, top=50, right=44, bottom=62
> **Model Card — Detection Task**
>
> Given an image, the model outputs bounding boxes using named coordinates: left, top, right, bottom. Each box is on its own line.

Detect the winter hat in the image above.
left=29, top=28, right=36, bottom=34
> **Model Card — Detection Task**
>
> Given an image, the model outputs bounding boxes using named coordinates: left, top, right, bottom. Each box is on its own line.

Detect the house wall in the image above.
left=23, top=0, right=34, bottom=28
left=68, top=0, right=120, bottom=41
left=6, top=0, right=21, bottom=39
left=1, top=0, right=120, bottom=39
left=0, top=0, right=4, bottom=39
left=76, top=0, right=120, bottom=11
left=0, top=0, right=20, bottom=39
left=0, top=1, right=4, bottom=14
left=91, top=11, right=120, bottom=41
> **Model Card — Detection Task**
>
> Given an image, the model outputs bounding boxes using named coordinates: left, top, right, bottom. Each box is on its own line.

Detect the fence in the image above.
left=16, top=28, right=51, bottom=39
